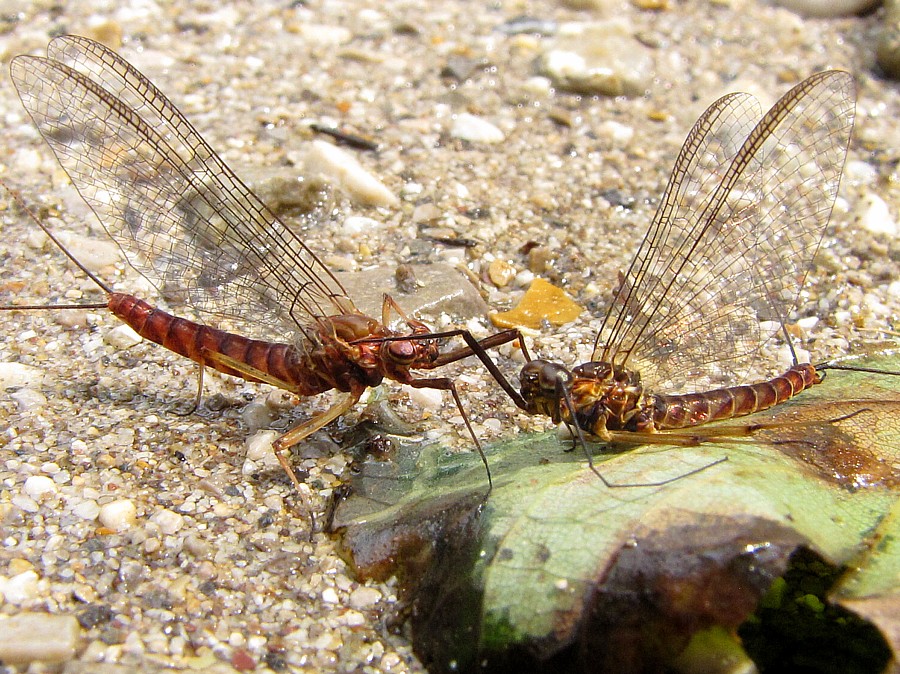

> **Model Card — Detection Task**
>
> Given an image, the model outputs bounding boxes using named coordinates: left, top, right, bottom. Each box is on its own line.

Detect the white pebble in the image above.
left=23, top=476, right=57, bottom=500
left=13, top=148, right=44, bottom=172
left=402, top=384, right=443, bottom=410
left=72, top=500, right=100, bottom=521
left=843, top=160, right=878, bottom=186
left=55, top=232, right=121, bottom=272
left=342, top=610, right=366, bottom=626
left=98, top=499, right=138, bottom=532
left=522, top=76, right=552, bottom=95
left=242, top=430, right=280, bottom=475
left=150, top=508, right=184, bottom=535
left=771, top=0, right=879, bottom=17
left=1, top=570, right=40, bottom=605
left=0, top=612, right=80, bottom=664
left=321, top=587, right=339, bottom=604
left=104, top=324, right=143, bottom=349
left=40, top=462, right=61, bottom=475
left=483, top=418, right=503, bottom=433
left=855, top=193, right=897, bottom=236
left=833, top=310, right=852, bottom=326
left=0, top=362, right=44, bottom=390
left=596, top=120, right=634, bottom=145
left=342, top=215, right=381, bottom=235
left=795, top=316, right=819, bottom=331
left=11, top=494, right=39, bottom=513
left=450, top=113, right=505, bottom=144
left=293, top=23, right=352, bottom=45
left=244, top=430, right=279, bottom=462
left=11, top=388, right=47, bottom=412
left=305, top=140, right=398, bottom=207
left=401, top=181, right=424, bottom=198
left=777, top=345, right=811, bottom=368
left=539, top=20, right=652, bottom=96
left=349, top=585, right=382, bottom=609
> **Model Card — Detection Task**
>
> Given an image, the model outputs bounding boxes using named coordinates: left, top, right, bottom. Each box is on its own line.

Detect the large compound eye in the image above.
left=521, top=360, right=571, bottom=392
left=387, top=340, right=417, bottom=365
left=520, top=360, right=544, bottom=387
left=540, top=362, right=572, bottom=390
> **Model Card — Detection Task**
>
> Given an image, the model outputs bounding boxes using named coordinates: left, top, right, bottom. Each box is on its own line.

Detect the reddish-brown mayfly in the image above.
left=2, top=35, right=523, bottom=492
left=497, top=70, right=869, bottom=485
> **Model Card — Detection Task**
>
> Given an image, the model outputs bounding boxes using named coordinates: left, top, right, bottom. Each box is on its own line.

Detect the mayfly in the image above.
left=2, top=35, right=522, bottom=492
left=501, top=71, right=865, bottom=485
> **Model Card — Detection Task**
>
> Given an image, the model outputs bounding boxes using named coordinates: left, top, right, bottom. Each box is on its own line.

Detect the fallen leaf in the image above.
left=328, top=350, right=900, bottom=673
left=491, top=278, right=582, bottom=329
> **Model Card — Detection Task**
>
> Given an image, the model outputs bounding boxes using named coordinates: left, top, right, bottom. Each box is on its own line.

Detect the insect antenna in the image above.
left=1, top=179, right=114, bottom=307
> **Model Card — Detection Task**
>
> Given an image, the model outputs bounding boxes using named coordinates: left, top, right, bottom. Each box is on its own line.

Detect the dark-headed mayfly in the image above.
left=503, top=71, right=863, bottom=485
left=3, top=35, right=522, bottom=493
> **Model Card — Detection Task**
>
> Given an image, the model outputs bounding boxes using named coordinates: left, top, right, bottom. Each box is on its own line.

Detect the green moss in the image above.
left=739, top=548, right=890, bottom=674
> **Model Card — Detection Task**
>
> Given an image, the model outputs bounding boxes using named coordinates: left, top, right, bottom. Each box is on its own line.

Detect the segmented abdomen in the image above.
left=108, top=293, right=327, bottom=395
left=649, top=363, right=821, bottom=429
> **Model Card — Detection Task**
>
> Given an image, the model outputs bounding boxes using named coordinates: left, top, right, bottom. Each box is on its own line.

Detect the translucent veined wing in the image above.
left=11, top=35, right=355, bottom=343
left=593, top=71, right=855, bottom=392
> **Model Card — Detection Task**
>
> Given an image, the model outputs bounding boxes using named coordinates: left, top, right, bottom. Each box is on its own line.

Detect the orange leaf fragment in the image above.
left=490, top=278, right=582, bottom=330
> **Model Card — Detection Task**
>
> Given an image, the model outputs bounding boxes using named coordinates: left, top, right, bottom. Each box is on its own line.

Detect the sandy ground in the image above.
left=0, top=0, right=897, bottom=672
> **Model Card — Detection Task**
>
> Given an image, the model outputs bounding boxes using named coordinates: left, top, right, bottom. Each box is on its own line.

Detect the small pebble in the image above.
left=402, top=384, right=444, bottom=410
left=0, top=613, right=80, bottom=664
left=231, top=648, right=257, bottom=672
left=242, top=431, right=281, bottom=475
left=342, top=610, right=366, bottom=626
left=54, top=309, right=90, bottom=330
left=305, top=140, right=398, bottom=207
left=150, top=508, right=184, bottom=535
left=8, top=559, right=34, bottom=576
left=98, top=499, right=138, bottom=532
left=342, top=215, right=381, bottom=235
left=349, top=585, right=382, bottom=609
left=450, top=113, right=505, bottom=144
left=13, top=148, right=43, bottom=173
left=103, top=325, right=143, bottom=349
left=596, top=120, right=635, bottom=145
left=855, top=193, right=897, bottom=236
left=289, top=22, right=352, bottom=45
left=843, top=160, right=878, bottom=186
left=72, top=500, right=101, bottom=520
left=23, top=475, right=57, bottom=499
left=321, top=587, right=339, bottom=603
left=240, top=401, right=275, bottom=433
left=488, top=259, right=516, bottom=287
left=771, top=0, right=879, bottom=17
left=85, top=19, right=123, bottom=48
left=55, top=232, right=120, bottom=272
left=0, top=362, right=44, bottom=389
left=539, top=20, right=652, bottom=96
left=777, top=345, right=811, bottom=368
left=1, top=570, right=40, bottom=605
left=11, top=388, right=47, bottom=412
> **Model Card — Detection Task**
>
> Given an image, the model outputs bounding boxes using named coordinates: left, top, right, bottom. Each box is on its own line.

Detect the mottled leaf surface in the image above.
left=328, top=351, right=900, bottom=673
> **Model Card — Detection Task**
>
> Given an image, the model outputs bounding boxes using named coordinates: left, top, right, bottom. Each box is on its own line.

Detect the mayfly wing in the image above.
left=593, top=71, right=855, bottom=391
left=10, top=35, right=354, bottom=342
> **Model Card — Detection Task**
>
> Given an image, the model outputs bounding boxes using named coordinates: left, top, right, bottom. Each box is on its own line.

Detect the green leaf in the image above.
left=327, top=350, right=900, bottom=673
